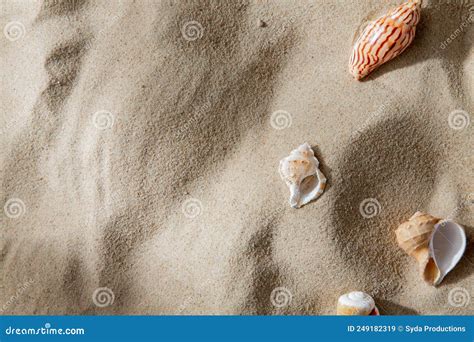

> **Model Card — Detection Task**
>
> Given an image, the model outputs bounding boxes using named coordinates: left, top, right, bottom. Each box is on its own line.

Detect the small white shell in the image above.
left=279, top=143, right=327, bottom=208
left=429, top=220, right=466, bottom=286
left=337, top=291, right=379, bottom=316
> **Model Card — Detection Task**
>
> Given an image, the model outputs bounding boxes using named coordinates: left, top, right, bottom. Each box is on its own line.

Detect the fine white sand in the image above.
left=1, top=0, right=473, bottom=315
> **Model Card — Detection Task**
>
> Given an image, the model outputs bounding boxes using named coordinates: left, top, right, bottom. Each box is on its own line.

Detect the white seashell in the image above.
left=279, top=143, right=327, bottom=208
left=429, top=220, right=466, bottom=286
left=337, top=291, right=379, bottom=315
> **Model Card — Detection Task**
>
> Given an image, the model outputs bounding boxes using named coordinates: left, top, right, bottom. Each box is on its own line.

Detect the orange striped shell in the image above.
left=349, top=0, right=421, bottom=80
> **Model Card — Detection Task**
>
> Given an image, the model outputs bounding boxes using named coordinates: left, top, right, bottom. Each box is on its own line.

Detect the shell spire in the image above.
left=349, top=0, right=422, bottom=80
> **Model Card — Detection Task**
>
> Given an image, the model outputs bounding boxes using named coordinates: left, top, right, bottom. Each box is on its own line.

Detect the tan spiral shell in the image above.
left=395, top=211, right=441, bottom=285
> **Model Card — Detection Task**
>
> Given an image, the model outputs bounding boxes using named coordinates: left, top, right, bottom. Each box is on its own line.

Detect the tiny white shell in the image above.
left=337, top=291, right=379, bottom=316
left=279, top=143, right=327, bottom=208
left=429, top=220, right=466, bottom=286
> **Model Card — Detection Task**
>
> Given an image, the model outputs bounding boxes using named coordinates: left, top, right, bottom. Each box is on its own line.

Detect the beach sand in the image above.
left=1, top=0, right=473, bottom=314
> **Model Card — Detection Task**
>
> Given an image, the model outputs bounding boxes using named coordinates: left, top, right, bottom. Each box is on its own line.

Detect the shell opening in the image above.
left=279, top=143, right=326, bottom=209
left=422, top=257, right=441, bottom=286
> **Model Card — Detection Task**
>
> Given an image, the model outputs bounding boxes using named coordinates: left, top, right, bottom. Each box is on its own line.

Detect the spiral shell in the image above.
left=279, top=143, right=327, bottom=208
left=349, top=0, right=422, bottom=80
left=395, top=212, right=466, bottom=286
left=337, top=291, right=378, bottom=315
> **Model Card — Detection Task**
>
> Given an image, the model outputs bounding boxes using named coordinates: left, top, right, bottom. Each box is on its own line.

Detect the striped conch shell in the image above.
left=396, top=211, right=466, bottom=286
left=337, top=291, right=380, bottom=316
left=279, top=143, right=326, bottom=209
left=349, top=0, right=422, bottom=80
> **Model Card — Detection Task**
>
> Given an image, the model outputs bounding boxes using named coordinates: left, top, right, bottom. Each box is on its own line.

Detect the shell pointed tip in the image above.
left=351, top=71, right=365, bottom=81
